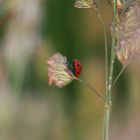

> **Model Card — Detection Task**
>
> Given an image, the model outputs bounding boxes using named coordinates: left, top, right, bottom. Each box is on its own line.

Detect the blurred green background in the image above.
left=0, top=0, right=140, bottom=140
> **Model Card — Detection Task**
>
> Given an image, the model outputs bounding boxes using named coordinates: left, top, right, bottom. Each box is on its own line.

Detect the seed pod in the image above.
left=47, top=52, right=76, bottom=88
left=115, top=2, right=140, bottom=65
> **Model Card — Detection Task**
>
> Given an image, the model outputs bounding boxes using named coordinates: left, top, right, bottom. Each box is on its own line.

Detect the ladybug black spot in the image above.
left=77, top=64, right=79, bottom=67
left=77, top=71, right=79, bottom=74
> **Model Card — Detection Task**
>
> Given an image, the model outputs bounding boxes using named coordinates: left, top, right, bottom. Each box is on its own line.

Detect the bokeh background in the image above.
left=0, top=0, right=140, bottom=140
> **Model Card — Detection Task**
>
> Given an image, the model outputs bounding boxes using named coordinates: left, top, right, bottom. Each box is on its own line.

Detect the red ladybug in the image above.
left=72, top=59, right=82, bottom=77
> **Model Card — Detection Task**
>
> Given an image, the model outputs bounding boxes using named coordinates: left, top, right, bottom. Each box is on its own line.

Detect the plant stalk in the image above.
left=112, top=64, right=126, bottom=87
left=113, top=61, right=130, bottom=87
left=95, top=11, right=108, bottom=98
left=102, top=0, right=116, bottom=140
left=76, top=78, right=105, bottom=101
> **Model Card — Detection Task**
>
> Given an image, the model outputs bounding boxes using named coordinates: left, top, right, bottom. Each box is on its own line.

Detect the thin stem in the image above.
left=76, top=78, right=105, bottom=101
left=112, top=64, right=126, bottom=86
left=94, top=8, right=109, bottom=99
left=108, top=0, right=116, bottom=107
left=113, top=61, right=130, bottom=87
left=102, top=1, right=117, bottom=140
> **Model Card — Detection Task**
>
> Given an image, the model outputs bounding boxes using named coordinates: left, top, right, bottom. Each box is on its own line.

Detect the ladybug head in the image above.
left=72, top=59, right=82, bottom=77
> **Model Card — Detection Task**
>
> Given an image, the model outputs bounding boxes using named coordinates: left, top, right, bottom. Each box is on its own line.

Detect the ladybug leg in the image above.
left=66, top=63, right=75, bottom=75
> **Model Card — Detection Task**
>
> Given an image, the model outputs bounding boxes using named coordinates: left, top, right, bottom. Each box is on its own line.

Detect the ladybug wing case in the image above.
left=73, top=59, right=82, bottom=77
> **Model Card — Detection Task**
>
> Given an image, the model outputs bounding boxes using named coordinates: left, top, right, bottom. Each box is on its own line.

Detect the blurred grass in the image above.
left=0, top=0, right=140, bottom=140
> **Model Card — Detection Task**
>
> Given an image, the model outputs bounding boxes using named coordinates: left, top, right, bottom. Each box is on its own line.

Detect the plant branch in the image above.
left=76, top=78, right=105, bottom=101
left=102, top=0, right=117, bottom=140
left=112, top=64, right=126, bottom=86
left=113, top=60, right=130, bottom=87
left=95, top=10, right=109, bottom=100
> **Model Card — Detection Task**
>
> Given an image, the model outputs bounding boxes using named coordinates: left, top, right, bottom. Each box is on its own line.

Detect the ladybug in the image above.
left=72, top=59, right=82, bottom=77
left=67, top=59, right=82, bottom=77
